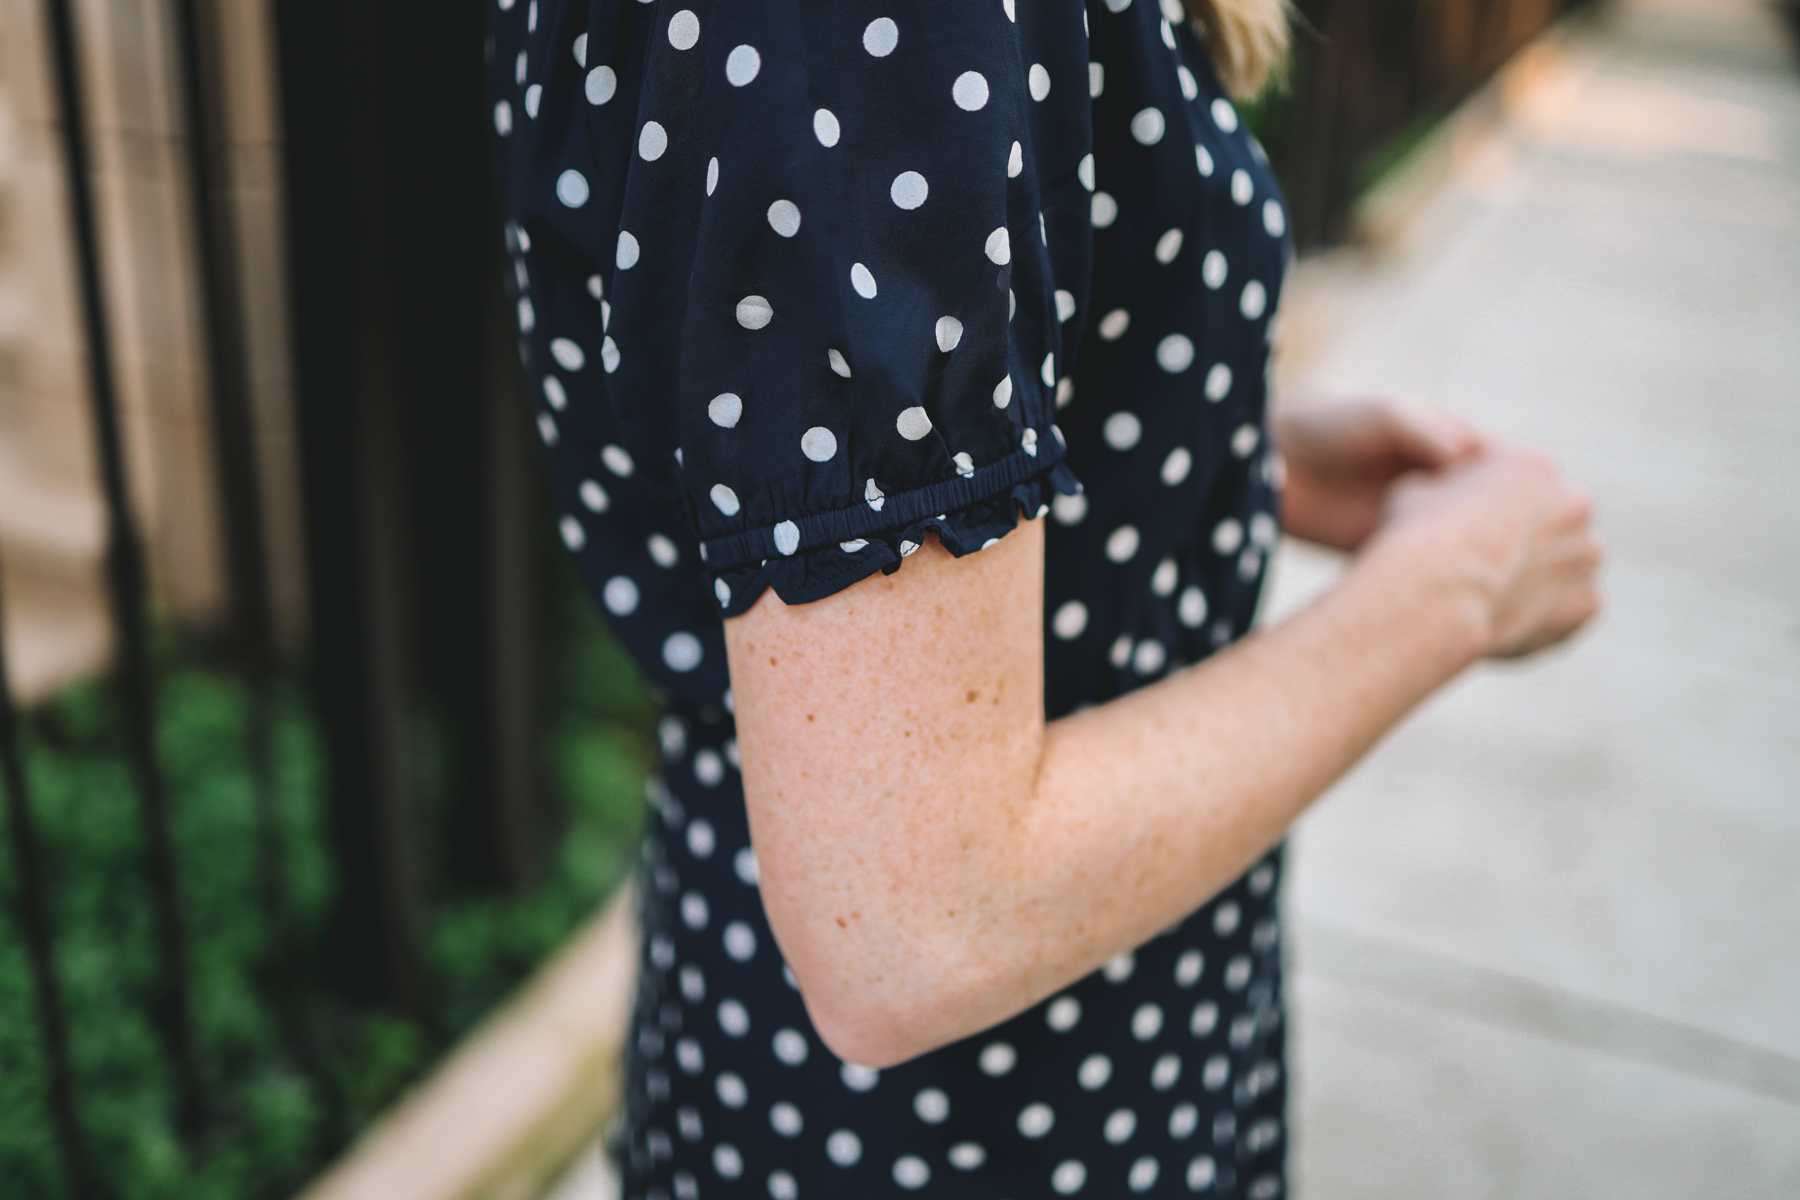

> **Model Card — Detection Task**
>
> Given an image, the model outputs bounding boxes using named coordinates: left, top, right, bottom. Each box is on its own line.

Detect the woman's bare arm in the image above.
left=726, top=441, right=1600, bottom=1068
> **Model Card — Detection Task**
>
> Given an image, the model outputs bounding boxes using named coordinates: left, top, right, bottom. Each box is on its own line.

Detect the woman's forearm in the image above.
left=748, top=523, right=1488, bottom=1069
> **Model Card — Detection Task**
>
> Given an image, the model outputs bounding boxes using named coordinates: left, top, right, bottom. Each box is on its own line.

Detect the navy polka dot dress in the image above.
left=490, top=0, right=1290, bottom=1196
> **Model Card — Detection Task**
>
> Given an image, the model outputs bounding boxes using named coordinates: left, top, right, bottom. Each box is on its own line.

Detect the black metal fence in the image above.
left=0, top=0, right=1582, bottom=1195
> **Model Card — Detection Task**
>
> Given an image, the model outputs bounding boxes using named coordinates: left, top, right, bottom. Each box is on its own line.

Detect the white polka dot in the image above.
left=993, top=375, right=1014, bottom=408
left=1156, top=333, right=1195, bottom=373
left=1151, top=557, right=1179, bottom=596
left=1233, top=423, right=1261, bottom=458
left=953, top=451, right=975, bottom=477
left=717, top=999, right=750, bottom=1037
left=840, top=1063, right=880, bottom=1092
left=1131, top=107, right=1166, bottom=145
left=828, top=348, right=851, bottom=377
left=841, top=538, right=869, bottom=553
left=1196, top=143, right=1215, bottom=177
left=556, top=170, right=590, bottom=207
left=768, top=1170, right=797, bottom=1200
left=1056, top=377, right=1074, bottom=409
left=713, top=1143, right=742, bottom=1178
left=771, top=1028, right=807, bottom=1066
left=813, top=108, right=840, bottom=148
left=648, top=533, right=680, bottom=567
left=1225, top=954, right=1253, bottom=990
left=542, top=375, right=567, bottom=411
left=1133, top=638, right=1166, bottom=675
left=934, top=315, right=963, bottom=352
left=1023, top=426, right=1039, bottom=456
left=664, top=632, right=703, bottom=672
left=953, top=70, right=990, bottom=110
left=1212, top=518, right=1244, bottom=555
left=1092, top=192, right=1118, bottom=227
left=1018, top=1102, right=1055, bottom=1138
left=891, top=171, right=929, bottom=209
left=601, top=336, right=620, bottom=374
left=1264, top=198, right=1287, bottom=238
left=1190, top=1000, right=1220, bottom=1036
left=1240, top=280, right=1267, bottom=319
left=1052, top=600, right=1088, bottom=640
left=734, top=846, right=759, bottom=885
left=714, top=578, right=731, bottom=606
left=723, top=920, right=757, bottom=960
left=1162, top=446, right=1192, bottom=486
left=948, top=1142, right=986, bottom=1170
left=1103, top=411, right=1142, bottom=450
left=1008, top=140, right=1024, bottom=177
left=723, top=43, right=761, bottom=86
left=639, top=121, right=668, bottom=161
left=773, top=521, right=800, bottom=556
left=900, top=539, right=921, bottom=556
left=524, top=84, right=542, bottom=118
left=1231, top=168, right=1255, bottom=205
left=1051, top=1159, right=1087, bottom=1194
left=603, top=443, right=634, bottom=476
left=1187, top=1155, right=1218, bottom=1191
left=1089, top=61, right=1105, bottom=97
left=1201, top=362, right=1234, bottom=402
left=1211, top=97, right=1238, bottom=132
left=736, top=295, right=773, bottom=330
left=559, top=515, right=585, bottom=551
left=716, top=1074, right=746, bottom=1107
left=1029, top=63, right=1051, bottom=100
left=676, top=1037, right=704, bottom=1075
left=602, top=576, right=638, bottom=615
left=863, top=17, right=898, bottom=56
left=1179, top=63, right=1199, bottom=100
left=801, top=427, right=837, bottom=462
left=766, top=199, right=801, bottom=237
left=984, top=226, right=1011, bottom=265
left=1132, top=1003, right=1165, bottom=1041
left=1078, top=1054, right=1113, bottom=1090
left=708, top=393, right=742, bottom=428
left=1077, top=153, right=1096, bottom=191
left=494, top=100, right=513, bottom=135
left=850, top=263, right=878, bottom=298
left=979, top=1042, right=1017, bottom=1076
left=1155, top=227, right=1184, bottom=263
left=913, top=1087, right=949, bottom=1123
left=709, top=483, right=739, bottom=516
left=769, top=1101, right=803, bottom=1136
left=893, top=1156, right=930, bottom=1190
left=586, top=65, right=617, bottom=104
left=549, top=337, right=585, bottom=371
left=1108, top=635, right=1132, bottom=667
left=1129, top=1156, right=1160, bottom=1192
left=616, top=231, right=640, bottom=269
left=579, top=479, right=609, bottom=512
left=896, top=406, right=931, bottom=440
left=1047, top=995, right=1082, bottom=1032
left=680, top=890, right=709, bottom=929
left=865, top=478, right=885, bottom=511
left=1104, top=0, right=1131, bottom=11
left=668, top=10, right=699, bottom=49
left=1196, top=251, right=1227, bottom=292
left=705, top=156, right=719, bottom=194
left=827, top=1129, right=862, bottom=1166
left=1104, top=525, right=1140, bottom=564
left=1161, top=14, right=1178, bottom=45
left=1097, top=308, right=1131, bottom=341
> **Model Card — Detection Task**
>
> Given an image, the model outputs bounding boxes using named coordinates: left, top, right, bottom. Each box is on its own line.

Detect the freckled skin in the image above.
left=727, top=430, right=1601, bottom=1069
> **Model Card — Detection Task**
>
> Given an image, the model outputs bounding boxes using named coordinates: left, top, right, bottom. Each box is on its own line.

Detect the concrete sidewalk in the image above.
left=1264, top=0, right=1800, bottom=1195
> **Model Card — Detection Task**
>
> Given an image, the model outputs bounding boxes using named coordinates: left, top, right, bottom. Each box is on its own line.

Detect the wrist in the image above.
left=1345, top=524, right=1495, bottom=673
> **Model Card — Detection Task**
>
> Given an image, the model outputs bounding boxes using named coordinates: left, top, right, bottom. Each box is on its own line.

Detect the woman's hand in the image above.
left=1273, top=391, right=1488, bottom=551
left=1367, top=443, right=1605, bottom=659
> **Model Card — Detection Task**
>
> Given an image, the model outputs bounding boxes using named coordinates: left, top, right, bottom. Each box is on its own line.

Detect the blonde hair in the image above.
left=1180, top=0, right=1291, bottom=99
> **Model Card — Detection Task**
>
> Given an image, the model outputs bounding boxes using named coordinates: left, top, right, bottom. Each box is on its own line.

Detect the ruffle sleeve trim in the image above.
left=705, top=442, right=1081, bottom=616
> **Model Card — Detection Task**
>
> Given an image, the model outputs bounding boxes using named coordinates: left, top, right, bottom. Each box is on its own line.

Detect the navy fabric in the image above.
left=490, top=0, right=1291, bottom=1196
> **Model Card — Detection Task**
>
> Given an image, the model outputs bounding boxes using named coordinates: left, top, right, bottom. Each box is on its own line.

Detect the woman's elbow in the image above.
left=785, top=933, right=991, bottom=1071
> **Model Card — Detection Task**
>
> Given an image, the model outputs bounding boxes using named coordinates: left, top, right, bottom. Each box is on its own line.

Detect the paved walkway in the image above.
left=1264, top=0, right=1800, bottom=1195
